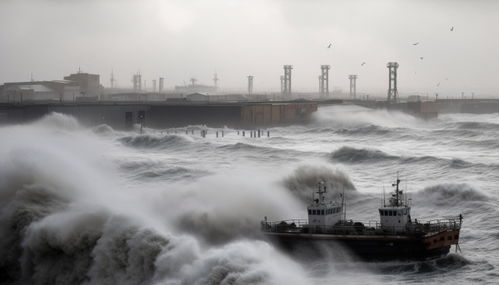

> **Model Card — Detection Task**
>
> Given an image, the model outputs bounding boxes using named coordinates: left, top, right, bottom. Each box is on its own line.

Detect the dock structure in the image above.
left=0, top=101, right=318, bottom=130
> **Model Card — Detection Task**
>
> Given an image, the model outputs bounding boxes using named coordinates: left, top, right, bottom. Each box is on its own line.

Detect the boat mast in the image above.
left=392, top=173, right=401, bottom=207
left=342, top=185, right=346, bottom=221
left=316, top=181, right=326, bottom=203
left=383, top=185, right=386, bottom=207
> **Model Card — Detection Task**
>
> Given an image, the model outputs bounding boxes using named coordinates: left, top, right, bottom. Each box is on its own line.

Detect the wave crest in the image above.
left=119, top=134, right=193, bottom=149
left=331, top=146, right=397, bottom=163
left=416, top=183, right=489, bottom=208
left=34, top=112, right=80, bottom=131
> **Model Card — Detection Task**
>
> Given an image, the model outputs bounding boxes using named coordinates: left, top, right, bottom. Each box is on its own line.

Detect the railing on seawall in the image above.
left=261, top=216, right=462, bottom=236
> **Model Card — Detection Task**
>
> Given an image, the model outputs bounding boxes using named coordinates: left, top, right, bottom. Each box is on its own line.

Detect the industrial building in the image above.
left=0, top=80, right=80, bottom=103
left=63, top=72, right=102, bottom=98
left=0, top=71, right=102, bottom=103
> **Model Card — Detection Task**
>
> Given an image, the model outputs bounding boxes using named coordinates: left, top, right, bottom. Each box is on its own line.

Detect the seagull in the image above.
left=436, top=82, right=441, bottom=87
left=361, top=62, right=366, bottom=66
left=419, top=57, right=424, bottom=60
left=450, top=26, right=454, bottom=31
left=327, top=43, right=333, bottom=48
left=413, top=42, right=419, bottom=46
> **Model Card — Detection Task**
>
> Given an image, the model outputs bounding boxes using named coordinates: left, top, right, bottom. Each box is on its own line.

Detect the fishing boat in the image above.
left=261, top=176, right=463, bottom=260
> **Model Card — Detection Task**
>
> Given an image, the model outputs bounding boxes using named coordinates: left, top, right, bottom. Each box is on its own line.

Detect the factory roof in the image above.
left=8, top=84, right=53, bottom=92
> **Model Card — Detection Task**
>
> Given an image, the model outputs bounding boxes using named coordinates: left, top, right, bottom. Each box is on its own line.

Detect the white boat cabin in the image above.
left=307, top=182, right=343, bottom=227
left=379, top=177, right=412, bottom=232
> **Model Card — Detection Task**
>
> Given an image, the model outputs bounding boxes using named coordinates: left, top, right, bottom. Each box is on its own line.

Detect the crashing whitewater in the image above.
left=0, top=106, right=498, bottom=284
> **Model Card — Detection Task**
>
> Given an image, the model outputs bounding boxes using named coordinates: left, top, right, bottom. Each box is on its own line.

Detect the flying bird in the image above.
left=361, top=62, right=366, bottom=66
left=327, top=43, right=333, bottom=48
left=413, top=42, right=419, bottom=46
left=436, top=82, right=441, bottom=87
left=419, top=57, right=424, bottom=60
left=450, top=26, right=454, bottom=31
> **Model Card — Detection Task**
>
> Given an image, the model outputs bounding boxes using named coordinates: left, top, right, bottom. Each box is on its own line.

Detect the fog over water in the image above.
left=0, top=105, right=498, bottom=284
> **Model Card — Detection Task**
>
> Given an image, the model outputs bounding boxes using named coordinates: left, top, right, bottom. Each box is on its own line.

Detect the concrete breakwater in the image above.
left=0, top=101, right=318, bottom=129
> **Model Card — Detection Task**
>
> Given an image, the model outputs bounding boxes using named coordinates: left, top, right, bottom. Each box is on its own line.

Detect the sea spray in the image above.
left=282, top=165, right=357, bottom=203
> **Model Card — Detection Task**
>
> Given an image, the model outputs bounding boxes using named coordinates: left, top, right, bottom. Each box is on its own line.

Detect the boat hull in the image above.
left=265, top=230, right=459, bottom=261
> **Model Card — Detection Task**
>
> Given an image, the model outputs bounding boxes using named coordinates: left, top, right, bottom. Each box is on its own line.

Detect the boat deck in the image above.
left=261, top=217, right=462, bottom=237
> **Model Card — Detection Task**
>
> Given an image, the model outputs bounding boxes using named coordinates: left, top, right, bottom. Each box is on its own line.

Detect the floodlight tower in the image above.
left=247, top=75, right=254, bottom=95
left=320, top=65, right=330, bottom=96
left=132, top=72, right=142, bottom=90
left=159, top=77, right=164, bottom=93
left=387, top=62, right=399, bottom=103
left=349, top=75, right=357, bottom=99
left=283, top=65, right=293, bottom=95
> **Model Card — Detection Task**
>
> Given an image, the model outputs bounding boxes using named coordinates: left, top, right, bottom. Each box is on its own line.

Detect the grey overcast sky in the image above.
left=1, top=0, right=498, bottom=96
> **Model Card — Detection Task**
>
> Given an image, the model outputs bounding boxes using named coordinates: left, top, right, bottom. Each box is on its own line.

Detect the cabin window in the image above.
left=398, top=211, right=401, bottom=216
left=454, top=235, right=459, bottom=239
left=447, top=236, right=452, bottom=240
left=440, top=237, right=444, bottom=241
left=321, top=210, right=325, bottom=215
left=308, top=210, right=311, bottom=215
left=388, top=211, right=392, bottom=216
left=312, top=210, right=316, bottom=215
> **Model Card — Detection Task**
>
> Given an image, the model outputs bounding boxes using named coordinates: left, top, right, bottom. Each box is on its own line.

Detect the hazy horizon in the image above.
left=1, top=0, right=498, bottom=97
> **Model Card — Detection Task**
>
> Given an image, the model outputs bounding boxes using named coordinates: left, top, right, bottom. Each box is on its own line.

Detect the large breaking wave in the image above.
left=0, top=114, right=312, bottom=285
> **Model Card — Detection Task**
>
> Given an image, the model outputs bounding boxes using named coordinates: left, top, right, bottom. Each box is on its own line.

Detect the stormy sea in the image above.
left=0, top=105, right=497, bottom=284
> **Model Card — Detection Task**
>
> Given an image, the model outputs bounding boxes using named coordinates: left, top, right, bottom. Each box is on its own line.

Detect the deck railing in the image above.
left=261, top=217, right=462, bottom=236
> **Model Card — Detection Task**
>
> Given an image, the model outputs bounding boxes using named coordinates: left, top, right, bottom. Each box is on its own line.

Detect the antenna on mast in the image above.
left=110, top=70, right=116, bottom=88
left=392, top=172, right=401, bottom=206
left=342, top=185, right=346, bottom=222
left=383, top=185, right=386, bottom=207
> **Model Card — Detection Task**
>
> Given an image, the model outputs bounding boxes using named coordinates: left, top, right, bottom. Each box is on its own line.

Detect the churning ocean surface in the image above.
left=0, top=105, right=498, bottom=284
